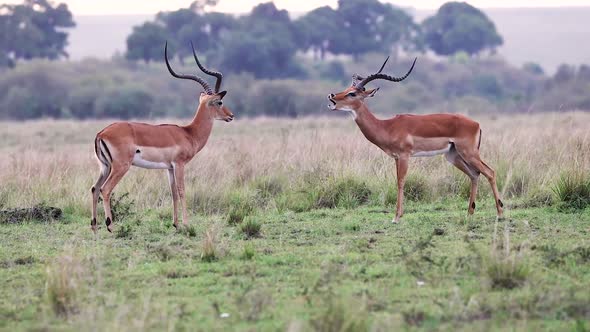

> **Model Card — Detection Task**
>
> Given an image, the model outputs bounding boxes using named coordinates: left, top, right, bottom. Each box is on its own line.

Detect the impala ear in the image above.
left=217, top=91, right=227, bottom=99
left=366, top=87, right=379, bottom=98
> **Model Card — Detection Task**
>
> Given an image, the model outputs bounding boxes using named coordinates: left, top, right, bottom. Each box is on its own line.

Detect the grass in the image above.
left=0, top=114, right=589, bottom=330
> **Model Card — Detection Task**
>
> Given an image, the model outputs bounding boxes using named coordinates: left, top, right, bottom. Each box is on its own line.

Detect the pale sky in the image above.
left=4, top=0, right=590, bottom=15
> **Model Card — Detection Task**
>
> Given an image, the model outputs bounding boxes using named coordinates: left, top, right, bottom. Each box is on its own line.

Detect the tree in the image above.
left=125, top=22, right=168, bottom=63
left=422, top=2, right=502, bottom=56
left=125, top=1, right=235, bottom=63
left=218, top=2, right=302, bottom=78
left=296, top=6, right=341, bottom=60
left=0, top=0, right=75, bottom=67
left=296, top=0, right=419, bottom=62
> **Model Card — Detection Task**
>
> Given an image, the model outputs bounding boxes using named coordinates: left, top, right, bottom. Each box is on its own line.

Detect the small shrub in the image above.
left=115, top=223, right=133, bottom=239
left=241, top=219, right=262, bottom=239
left=100, top=192, right=135, bottom=222
left=553, top=173, right=590, bottom=211
left=201, top=228, right=217, bottom=262
left=241, top=244, right=255, bottom=260
left=45, top=251, right=84, bottom=317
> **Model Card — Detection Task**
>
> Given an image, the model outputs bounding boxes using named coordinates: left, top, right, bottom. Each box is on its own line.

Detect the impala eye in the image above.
left=347, top=92, right=357, bottom=97
left=217, top=101, right=223, bottom=106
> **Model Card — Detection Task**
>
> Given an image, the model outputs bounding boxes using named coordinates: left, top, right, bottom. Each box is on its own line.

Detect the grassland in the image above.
left=0, top=113, right=589, bottom=331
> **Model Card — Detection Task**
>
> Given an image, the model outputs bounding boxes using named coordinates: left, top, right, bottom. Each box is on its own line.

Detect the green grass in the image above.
left=1, top=200, right=589, bottom=331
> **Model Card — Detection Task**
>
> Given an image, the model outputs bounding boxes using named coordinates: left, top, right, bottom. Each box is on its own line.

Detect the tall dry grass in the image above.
left=0, top=112, right=589, bottom=216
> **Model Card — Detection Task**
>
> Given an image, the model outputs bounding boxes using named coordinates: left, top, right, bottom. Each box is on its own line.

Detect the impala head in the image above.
left=327, top=57, right=417, bottom=113
left=165, top=41, right=234, bottom=122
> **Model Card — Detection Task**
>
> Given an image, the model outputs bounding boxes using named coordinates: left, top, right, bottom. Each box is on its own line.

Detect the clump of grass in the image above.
left=553, top=172, right=590, bottom=211
left=251, top=175, right=285, bottom=204
left=241, top=244, right=255, bottom=260
left=522, top=188, right=555, bottom=208
left=176, top=224, right=197, bottom=237
left=226, top=190, right=256, bottom=225
left=241, top=218, right=262, bottom=239
left=404, top=173, right=431, bottom=202
left=403, top=308, right=426, bottom=327
left=45, top=250, right=84, bottom=317
left=344, top=223, right=360, bottom=232
left=201, top=228, right=218, bottom=262
left=482, top=223, right=530, bottom=290
left=115, top=223, right=133, bottom=239
left=315, top=176, right=372, bottom=209
left=309, top=295, right=370, bottom=332
left=149, top=243, right=174, bottom=262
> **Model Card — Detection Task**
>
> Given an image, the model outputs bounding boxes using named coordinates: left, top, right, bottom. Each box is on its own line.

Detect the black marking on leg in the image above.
left=91, top=218, right=97, bottom=226
left=136, top=149, right=141, bottom=154
left=173, top=223, right=178, bottom=229
left=105, top=217, right=111, bottom=227
left=471, top=202, right=476, bottom=210
left=498, top=199, right=504, bottom=208
left=91, top=187, right=96, bottom=193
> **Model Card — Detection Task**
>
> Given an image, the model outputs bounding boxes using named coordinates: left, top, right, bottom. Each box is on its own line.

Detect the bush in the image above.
left=95, top=85, right=154, bottom=119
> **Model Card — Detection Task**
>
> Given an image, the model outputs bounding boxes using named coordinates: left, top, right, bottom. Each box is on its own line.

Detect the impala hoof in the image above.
left=173, top=223, right=178, bottom=229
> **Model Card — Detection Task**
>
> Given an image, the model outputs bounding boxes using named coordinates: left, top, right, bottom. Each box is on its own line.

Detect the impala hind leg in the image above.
left=91, top=164, right=110, bottom=232
left=393, top=155, right=409, bottom=223
left=444, top=145, right=480, bottom=215
left=167, top=168, right=179, bottom=228
left=100, top=163, right=130, bottom=232
left=456, top=150, right=503, bottom=218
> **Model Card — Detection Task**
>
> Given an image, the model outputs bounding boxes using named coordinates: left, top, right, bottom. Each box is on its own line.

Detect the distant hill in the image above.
left=67, top=7, right=590, bottom=74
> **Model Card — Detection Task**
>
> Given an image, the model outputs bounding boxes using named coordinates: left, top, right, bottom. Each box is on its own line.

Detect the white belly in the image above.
left=132, top=154, right=171, bottom=169
left=412, top=144, right=452, bottom=157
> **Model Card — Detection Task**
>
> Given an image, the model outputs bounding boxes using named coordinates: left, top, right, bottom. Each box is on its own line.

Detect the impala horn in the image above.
left=191, top=41, right=223, bottom=93
left=351, top=56, right=391, bottom=88
left=164, top=41, right=213, bottom=95
left=355, top=57, right=417, bottom=91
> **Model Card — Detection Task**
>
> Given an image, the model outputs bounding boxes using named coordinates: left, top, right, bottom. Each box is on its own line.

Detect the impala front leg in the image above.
left=167, top=168, right=179, bottom=228
left=174, top=163, right=189, bottom=225
left=393, top=155, right=409, bottom=223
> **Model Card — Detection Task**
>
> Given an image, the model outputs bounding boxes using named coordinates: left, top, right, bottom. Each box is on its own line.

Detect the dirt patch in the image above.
left=0, top=205, right=62, bottom=224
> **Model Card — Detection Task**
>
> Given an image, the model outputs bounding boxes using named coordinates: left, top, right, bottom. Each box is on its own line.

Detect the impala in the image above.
left=90, top=42, right=233, bottom=233
left=327, top=58, right=503, bottom=223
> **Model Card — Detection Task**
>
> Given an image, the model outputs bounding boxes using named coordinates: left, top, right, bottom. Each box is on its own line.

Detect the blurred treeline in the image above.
left=0, top=0, right=589, bottom=120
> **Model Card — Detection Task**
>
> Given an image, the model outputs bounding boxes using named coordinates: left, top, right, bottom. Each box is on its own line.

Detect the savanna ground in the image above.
left=0, top=112, right=589, bottom=331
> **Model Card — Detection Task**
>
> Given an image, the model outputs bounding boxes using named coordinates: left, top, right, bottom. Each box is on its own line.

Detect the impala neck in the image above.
left=354, top=103, right=388, bottom=147
left=185, top=103, right=214, bottom=150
